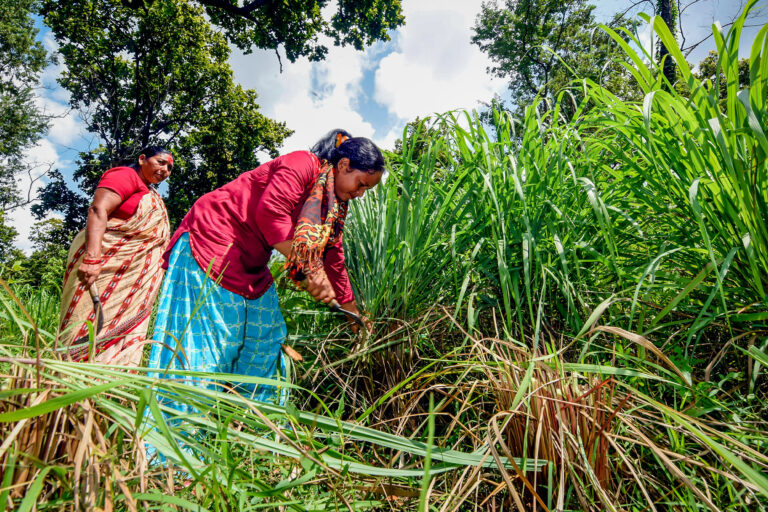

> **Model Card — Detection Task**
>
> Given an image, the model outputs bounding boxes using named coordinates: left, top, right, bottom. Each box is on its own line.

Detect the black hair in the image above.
left=130, top=145, right=173, bottom=170
left=310, top=129, right=353, bottom=161
left=331, top=138, right=385, bottom=174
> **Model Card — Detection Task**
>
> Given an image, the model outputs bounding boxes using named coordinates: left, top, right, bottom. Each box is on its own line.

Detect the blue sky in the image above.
left=12, top=0, right=768, bottom=251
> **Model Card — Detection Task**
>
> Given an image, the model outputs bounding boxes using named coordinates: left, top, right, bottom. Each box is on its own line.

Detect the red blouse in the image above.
left=164, top=151, right=354, bottom=302
left=97, top=167, right=149, bottom=220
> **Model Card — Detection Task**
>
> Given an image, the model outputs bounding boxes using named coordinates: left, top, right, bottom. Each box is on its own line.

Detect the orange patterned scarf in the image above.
left=285, top=162, right=348, bottom=283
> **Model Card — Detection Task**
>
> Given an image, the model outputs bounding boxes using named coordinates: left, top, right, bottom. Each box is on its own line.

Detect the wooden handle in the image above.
left=89, top=283, right=100, bottom=303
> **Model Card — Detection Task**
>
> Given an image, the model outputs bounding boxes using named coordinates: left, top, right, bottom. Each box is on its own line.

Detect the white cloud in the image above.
left=231, top=42, right=378, bottom=152
left=8, top=138, right=67, bottom=254
left=8, top=29, right=85, bottom=253
left=374, top=1, right=505, bottom=131
left=38, top=96, right=81, bottom=147
left=230, top=2, right=505, bottom=152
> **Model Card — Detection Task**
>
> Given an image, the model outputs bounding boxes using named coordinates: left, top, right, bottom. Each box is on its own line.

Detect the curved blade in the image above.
left=329, top=299, right=365, bottom=328
left=88, top=283, right=104, bottom=334
left=71, top=283, right=104, bottom=349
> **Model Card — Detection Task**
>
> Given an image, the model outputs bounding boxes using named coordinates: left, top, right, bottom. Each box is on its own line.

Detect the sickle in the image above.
left=329, top=299, right=366, bottom=328
left=299, top=278, right=367, bottom=328
left=71, top=283, right=104, bottom=346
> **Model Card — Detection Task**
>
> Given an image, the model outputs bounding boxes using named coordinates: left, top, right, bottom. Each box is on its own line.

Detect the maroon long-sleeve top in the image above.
left=163, top=151, right=354, bottom=303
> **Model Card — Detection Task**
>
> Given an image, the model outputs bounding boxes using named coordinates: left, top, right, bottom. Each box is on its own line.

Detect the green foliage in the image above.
left=391, top=116, right=453, bottom=169
left=349, top=0, right=768, bottom=343
left=0, top=218, right=69, bottom=292
left=590, top=3, right=768, bottom=326
left=0, top=212, right=19, bottom=266
left=164, top=85, right=289, bottom=225
left=0, top=0, right=48, bottom=210
left=345, top=120, right=470, bottom=319
left=346, top=103, right=624, bottom=338
left=695, top=49, right=751, bottom=110
left=26, top=218, right=69, bottom=289
left=36, top=0, right=291, bottom=228
left=31, top=169, right=88, bottom=235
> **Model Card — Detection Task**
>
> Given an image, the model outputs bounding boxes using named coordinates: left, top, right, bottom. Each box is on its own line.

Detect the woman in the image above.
left=147, top=130, right=384, bottom=404
left=59, top=146, right=172, bottom=365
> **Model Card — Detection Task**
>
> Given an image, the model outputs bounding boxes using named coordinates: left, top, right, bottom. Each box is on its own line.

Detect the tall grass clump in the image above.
left=345, top=89, right=637, bottom=341
left=586, top=0, right=768, bottom=344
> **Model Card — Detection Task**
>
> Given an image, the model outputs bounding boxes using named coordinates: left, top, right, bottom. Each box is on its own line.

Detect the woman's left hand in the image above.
left=339, top=300, right=372, bottom=333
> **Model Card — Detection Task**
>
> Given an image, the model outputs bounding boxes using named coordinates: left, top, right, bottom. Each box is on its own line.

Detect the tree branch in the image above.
left=682, top=20, right=765, bottom=57
left=1, top=163, right=54, bottom=213
left=196, top=0, right=271, bottom=22
left=615, top=0, right=654, bottom=21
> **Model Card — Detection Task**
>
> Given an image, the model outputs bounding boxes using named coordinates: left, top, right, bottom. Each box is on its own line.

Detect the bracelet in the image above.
left=82, top=257, right=102, bottom=265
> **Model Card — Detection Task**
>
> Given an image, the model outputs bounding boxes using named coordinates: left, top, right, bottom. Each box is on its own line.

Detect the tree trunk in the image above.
left=656, top=0, right=677, bottom=89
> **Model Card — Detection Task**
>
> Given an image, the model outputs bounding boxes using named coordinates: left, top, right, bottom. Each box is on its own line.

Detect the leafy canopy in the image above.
left=159, top=0, right=405, bottom=63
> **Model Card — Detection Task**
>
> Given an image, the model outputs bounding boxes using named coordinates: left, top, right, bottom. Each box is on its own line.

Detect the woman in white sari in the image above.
left=58, top=146, right=172, bottom=365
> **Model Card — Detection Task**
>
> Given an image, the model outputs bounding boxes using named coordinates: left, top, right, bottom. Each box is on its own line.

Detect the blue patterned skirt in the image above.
left=148, top=233, right=289, bottom=408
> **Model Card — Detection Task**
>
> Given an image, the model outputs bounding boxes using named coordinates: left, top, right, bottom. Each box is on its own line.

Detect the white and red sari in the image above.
left=58, top=189, right=170, bottom=365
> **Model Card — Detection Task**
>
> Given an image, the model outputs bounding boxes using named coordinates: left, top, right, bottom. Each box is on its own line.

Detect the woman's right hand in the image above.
left=77, top=261, right=102, bottom=287
left=303, top=268, right=336, bottom=304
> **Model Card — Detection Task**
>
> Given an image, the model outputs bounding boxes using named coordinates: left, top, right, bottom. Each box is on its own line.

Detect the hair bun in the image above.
left=335, top=133, right=349, bottom=147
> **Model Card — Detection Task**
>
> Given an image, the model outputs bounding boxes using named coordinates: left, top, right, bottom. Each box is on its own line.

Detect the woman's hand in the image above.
left=303, top=268, right=336, bottom=304
left=339, top=300, right=372, bottom=333
left=77, top=260, right=102, bottom=286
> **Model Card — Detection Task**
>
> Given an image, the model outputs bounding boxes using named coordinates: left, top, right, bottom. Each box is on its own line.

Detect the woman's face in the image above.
left=138, top=153, right=173, bottom=185
left=334, top=157, right=382, bottom=201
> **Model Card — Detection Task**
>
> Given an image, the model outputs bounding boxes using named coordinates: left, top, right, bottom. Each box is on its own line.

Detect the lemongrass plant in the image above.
left=585, top=0, right=768, bottom=343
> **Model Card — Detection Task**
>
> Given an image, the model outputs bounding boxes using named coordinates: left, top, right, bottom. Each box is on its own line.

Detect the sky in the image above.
left=10, top=0, right=768, bottom=252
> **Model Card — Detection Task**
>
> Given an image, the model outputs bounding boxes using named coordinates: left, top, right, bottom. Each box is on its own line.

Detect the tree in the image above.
left=0, top=0, right=49, bottom=256
left=31, top=169, right=88, bottom=236
left=655, top=0, right=678, bottom=88
left=391, top=116, right=453, bottom=171
left=472, top=0, right=632, bottom=113
left=163, top=85, right=289, bottom=223
left=123, top=0, right=405, bottom=65
left=0, top=0, right=49, bottom=208
left=694, top=50, right=750, bottom=111
left=0, top=211, right=20, bottom=266
left=36, top=0, right=292, bottom=228
left=22, top=217, right=70, bottom=288
left=614, top=1, right=765, bottom=88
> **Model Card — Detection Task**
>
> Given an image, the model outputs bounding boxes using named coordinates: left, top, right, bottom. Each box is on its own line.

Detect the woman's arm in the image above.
left=324, top=240, right=372, bottom=332
left=273, top=239, right=336, bottom=304
left=77, top=188, right=123, bottom=286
